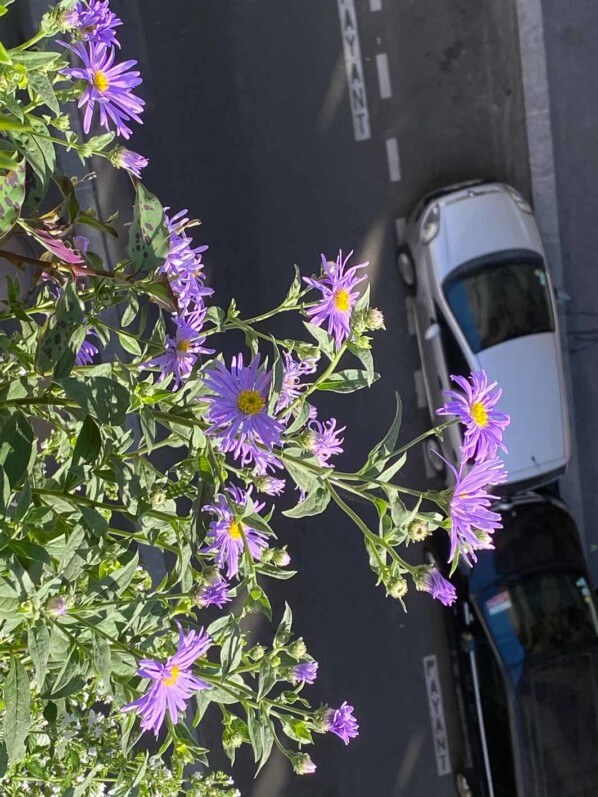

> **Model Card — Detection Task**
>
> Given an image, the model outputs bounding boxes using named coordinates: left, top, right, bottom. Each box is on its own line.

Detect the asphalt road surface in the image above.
left=107, top=1, right=533, bottom=795
left=77, top=0, right=531, bottom=793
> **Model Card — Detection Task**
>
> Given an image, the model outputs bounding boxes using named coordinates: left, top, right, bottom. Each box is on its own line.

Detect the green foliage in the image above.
left=0, top=3, right=454, bottom=793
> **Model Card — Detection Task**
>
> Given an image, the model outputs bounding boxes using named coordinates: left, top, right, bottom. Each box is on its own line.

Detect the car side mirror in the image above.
left=424, top=322, right=441, bottom=341
left=554, top=287, right=572, bottom=303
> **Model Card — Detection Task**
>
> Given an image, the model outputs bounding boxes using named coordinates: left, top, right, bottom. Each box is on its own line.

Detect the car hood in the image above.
left=431, top=189, right=543, bottom=281
left=475, top=333, right=567, bottom=482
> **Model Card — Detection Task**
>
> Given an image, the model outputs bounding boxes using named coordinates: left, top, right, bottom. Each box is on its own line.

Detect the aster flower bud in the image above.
left=109, top=146, right=149, bottom=179
left=407, top=519, right=431, bottom=542
left=45, top=595, right=68, bottom=616
left=387, top=576, right=408, bottom=600
left=292, top=753, right=317, bottom=775
left=260, top=547, right=275, bottom=564
left=366, top=307, right=385, bottom=330
left=272, top=548, right=291, bottom=567
left=289, top=638, right=307, bottom=659
left=253, top=474, right=286, bottom=496
left=248, top=644, right=266, bottom=662
left=311, top=707, right=330, bottom=733
left=269, top=654, right=282, bottom=668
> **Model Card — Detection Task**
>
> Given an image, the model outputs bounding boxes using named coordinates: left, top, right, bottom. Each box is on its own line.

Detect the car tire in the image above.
left=424, top=437, right=445, bottom=475
left=455, top=772, right=473, bottom=797
left=396, top=247, right=416, bottom=293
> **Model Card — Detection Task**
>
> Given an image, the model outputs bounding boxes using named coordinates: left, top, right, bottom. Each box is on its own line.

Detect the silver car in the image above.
left=398, top=181, right=570, bottom=490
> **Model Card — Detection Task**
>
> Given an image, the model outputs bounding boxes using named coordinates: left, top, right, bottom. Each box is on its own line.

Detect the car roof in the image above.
left=516, top=649, right=598, bottom=796
left=470, top=498, right=585, bottom=596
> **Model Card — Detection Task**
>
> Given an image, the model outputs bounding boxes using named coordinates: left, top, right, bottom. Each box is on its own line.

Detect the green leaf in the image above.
left=44, top=674, right=86, bottom=701
left=14, top=117, right=55, bottom=195
left=0, top=411, right=34, bottom=488
left=0, top=157, right=25, bottom=238
left=0, top=145, right=18, bottom=170
left=128, top=182, right=169, bottom=275
left=318, top=368, right=378, bottom=393
left=257, top=660, right=277, bottom=700
left=274, top=603, right=293, bottom=647
left=220, top=624, right=243, bottom=677
left=281, top=718, right=313, bottom=744
left=10, top=51, right=61, bottom=69
left=28, top=70, right=60, bottom=115
left=60, top=526, right=89, bottom=581
left=283, top=484, right=330, bottom=518
left=28, top=620, right=50, bottom=688
left=361, top=392, right=403, bottom=474
left=92, top=634, right=112, bottom=691
left=0, top=742, right=7, bottom=778
left=78, top=211, right=118, bottom=237
left=348, top=341, right=375, bottom=384
left=71, top=415, right=102, bottom=469
left=282, top=449, right=321, bottom=494
left=60, top=375, right=130, bottom=425
left=0, top=113, right=29, bottom=131
left=3, top=657, right=31, bottom=765
left=303, top=321, right=334, bottom=359
left=0, top=40, right=11, bottom=65
left=35, top=281, right=84, bottom=378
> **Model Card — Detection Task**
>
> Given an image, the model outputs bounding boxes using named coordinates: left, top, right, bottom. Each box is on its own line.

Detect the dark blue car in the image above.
left=428, top=492, right=598, bottom=797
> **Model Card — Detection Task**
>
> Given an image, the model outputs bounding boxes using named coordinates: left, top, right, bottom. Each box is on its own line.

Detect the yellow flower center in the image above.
left=333, top=288, right=351, bottom=312
left=93, top=69, right=110, bottom=92
left=470, top=401, right=489, bottom=428
left=163, top=665, right=180, bottom=687
left=177, top=339, right=191, bottom=353
left=237, top=389, right=265, bottom=415
left=228, top=521, right=243, bottom=540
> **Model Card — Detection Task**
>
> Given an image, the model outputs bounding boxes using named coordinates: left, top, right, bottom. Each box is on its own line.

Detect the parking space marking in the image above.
left=385, top=137, right=402, bottom=182
left=405, top=296, right=416, bottom=336
left=395, top=216, right=406, bottom=245
left=414, top=369, right=427, bottom=409
left=423, top=655, right=452, bottom=777
left=375, top=53, right=393, bottom=99
left=369, top=0, right=382, bottom=10
left=336, top=0, right=371, bottom=141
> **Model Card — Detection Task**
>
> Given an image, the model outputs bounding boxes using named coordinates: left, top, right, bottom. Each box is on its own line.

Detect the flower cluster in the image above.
left=435, top=369, right=511, bottom=570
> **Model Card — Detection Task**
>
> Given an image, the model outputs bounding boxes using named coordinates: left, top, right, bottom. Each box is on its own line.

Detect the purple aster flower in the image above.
left=292, top=661, right=319, bottom=685
left=437, top=371, right=510, bottom=462
left=122, top=624, right=211, bottom=735
left=306, top=417, right=345, bottom=467
left=67, top=0, right=122, bottom=47
left=76, top=330, right=100, bottom=366
left=141, top=311, right=213, bottom=390
left=416, top=568, right=457, bottom=607
left=325, top=702, right=359, bottom=745
left=254, top=474, right=286, bottom=496
left=204, top=354, right=285, bottom=474
left=303, top=250, right=368, bottom=348
left=62, top=42, right=144, bottom=139
left=202, top=486, right=268, bottom=579
left=446, top=456, right=508, bottom=565
left=196, top=575, right=231, bottom=609
left=110, top=146, right=149, bottom=178
left=160, top=209, right=212, bottom=314
left=292, top=753, right=317, bottom=775
left=276, top=351, right=318, bottom=416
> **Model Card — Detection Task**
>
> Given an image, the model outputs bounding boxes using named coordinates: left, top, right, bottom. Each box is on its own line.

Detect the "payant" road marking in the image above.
left=423, top=655, right=452, bottom=776
left=336, top=0, right=371, bottom=141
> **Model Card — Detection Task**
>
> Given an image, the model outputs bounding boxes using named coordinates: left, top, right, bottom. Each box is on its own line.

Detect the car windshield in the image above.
left=481, top=572, right=598, bottom=671
left=443, top=258, right=555, bottom=353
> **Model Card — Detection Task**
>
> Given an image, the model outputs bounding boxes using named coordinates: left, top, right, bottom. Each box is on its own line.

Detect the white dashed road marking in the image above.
left=395, top=216, right=406, bottom=245
left=385, top=137, right=402, bottom=182
left=414, top=369, right=426, bottom=409
left=423, top=655, right=452, bottom=777
left=405, top=296, right=416, bottom=336
left=369, top=0, right=382, bottom=10
left=336, top=0, right=371, bottom=141
left=375, top=52, right=393, bottom=99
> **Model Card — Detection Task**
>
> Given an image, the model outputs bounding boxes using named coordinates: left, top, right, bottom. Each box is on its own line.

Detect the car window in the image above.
left=443, top=260, right=555, bottom=353
left=482, top=573, right=598, bottom=666
left=476, top=637, right=518, bottom=796
left=437, top=309, right=470, bottom=379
